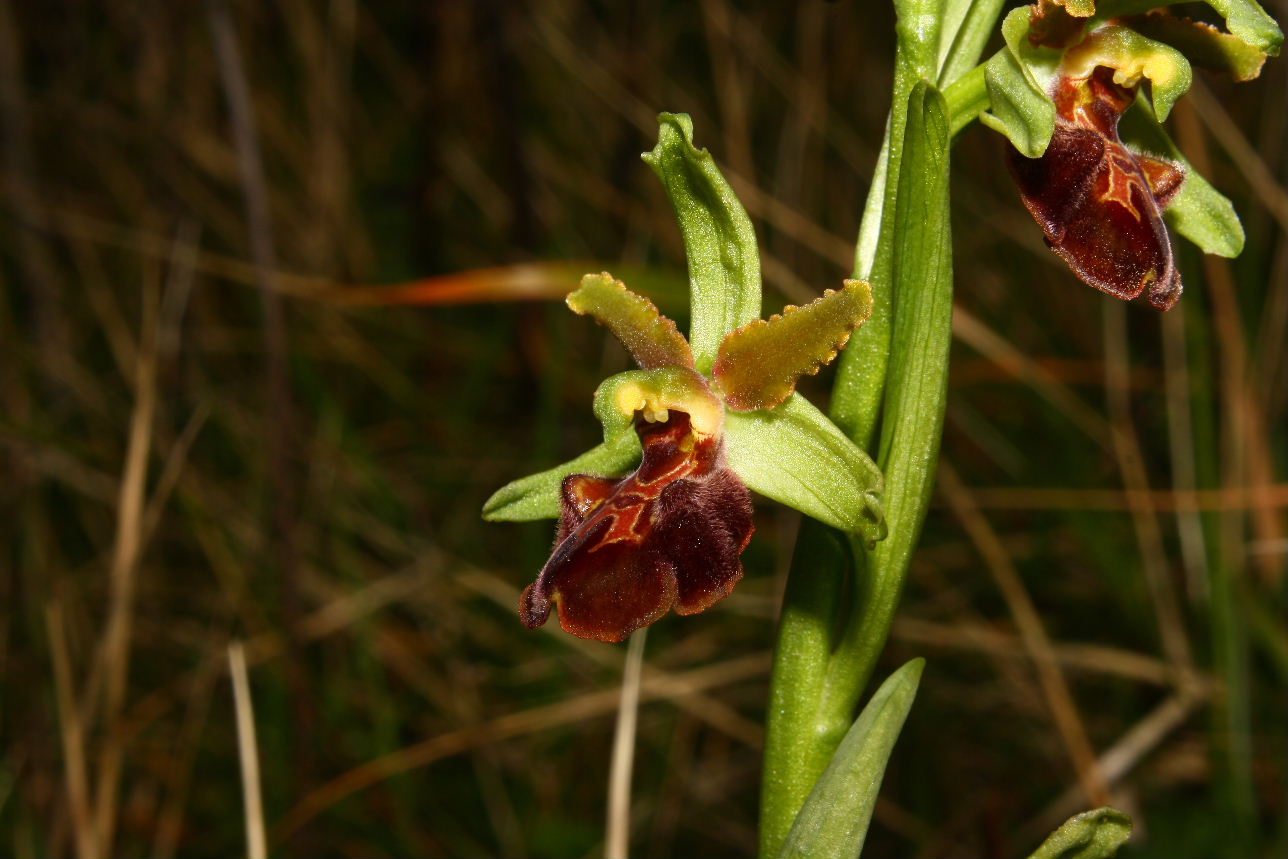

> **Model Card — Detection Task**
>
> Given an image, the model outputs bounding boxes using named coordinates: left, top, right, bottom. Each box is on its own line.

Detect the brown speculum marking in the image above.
left=520, top=410, right=754, bottom=642
left=1009, top=67, right=1185, bottom=310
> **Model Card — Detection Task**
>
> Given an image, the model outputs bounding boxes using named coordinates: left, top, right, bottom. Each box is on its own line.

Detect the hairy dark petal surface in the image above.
left=519, top=411, right=754, bottom=642
left=1011, top=67, right=1184, bottom=310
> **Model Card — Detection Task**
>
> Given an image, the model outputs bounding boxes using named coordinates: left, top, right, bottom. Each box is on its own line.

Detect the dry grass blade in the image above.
left=208, top=0, right=309, bottom=811
left=455, top=568, right=765, bottom=747
left=46, top=602, right=98, bottom=859
left=1186, top=79, right=1288, bottom=229
left=228, top=642, right=268, bottom=859
left=892, top=617, right=1190, bottom=686
left=90, top=272, right=160, bottom=854
left=952, top=307, right=1111, bottom=449
left=605, top=629, right=647, bottom=859
left=275, top=652, right=770, bottom=841
left=1103, top=302, right=1194, bottom=672
left=963, top=484, right=1288, bottom=511
left=939, top=463, right=1110, bottom=808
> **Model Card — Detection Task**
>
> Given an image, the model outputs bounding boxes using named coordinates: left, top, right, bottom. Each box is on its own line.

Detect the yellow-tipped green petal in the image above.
left=714, top=280, right=873, bottom=412
left=593, top=367, right=724, bottom=440
left=566, top=272, right=694, bottom=370
left=1062, top=26, right=1193, bottom=120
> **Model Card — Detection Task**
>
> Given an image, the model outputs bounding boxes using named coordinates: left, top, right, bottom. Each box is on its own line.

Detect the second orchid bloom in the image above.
left=984, top=0, right=1281, bottom=309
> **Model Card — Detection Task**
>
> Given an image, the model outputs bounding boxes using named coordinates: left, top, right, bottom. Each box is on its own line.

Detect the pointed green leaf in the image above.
left=724, top=394, right=885, bottom=544
left=1029, top=808, right=1133, bottom=859
left=775, top=659, right=924, bottom=859
left=1120, top=100, right=1245, bottom=258
left=567, top=272, right=694, bottom=370
left=481, top=433, right=640, bottom=521
left=642, top=113, right=761, bottom=374
left=982, top=8, right=1061, bottom=157
left=714, top=281, right=873, bottom=412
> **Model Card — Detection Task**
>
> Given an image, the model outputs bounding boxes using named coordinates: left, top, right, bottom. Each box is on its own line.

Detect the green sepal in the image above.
left=1093, top=0, right=1282, bottom=57
left=481, top=433, right=640, bottom=521
left=714, top=280, right=874, bottom=412
left=982, top=7, right=1061, bottom=157
left=566, top=271, right=694, bottom=370
left=1119, top=100, right=1245, bottom=258
left=1028, top=808, right=1133, bottom=859
left=1061, top=26, right=1193, bottom=120
left=774, top=659, right=924, bottom=859
left=1123, top=13, right=1270, bottom=81
left=1205, top=0, right=1285, bottom=54
left=642, top=113, right=761, bottom=374
left=724, top=394, right=885, bottom=545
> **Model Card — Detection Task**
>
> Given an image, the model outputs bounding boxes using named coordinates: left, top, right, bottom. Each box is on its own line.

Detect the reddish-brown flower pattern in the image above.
left=520, top=410, right=753, bottom=643
left=1009, top=67, right=1186, bottom=309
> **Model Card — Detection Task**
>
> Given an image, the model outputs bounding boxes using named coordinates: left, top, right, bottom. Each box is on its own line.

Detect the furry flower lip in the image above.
left=1009, top=65, right=1185, bottom=309
left=519, top=407, right=753, bottom=642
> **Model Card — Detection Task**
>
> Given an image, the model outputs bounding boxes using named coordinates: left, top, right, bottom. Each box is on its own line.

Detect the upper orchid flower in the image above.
left=484, top=115, right=886, bottom=642
left=982, top=0, right=1282, bottom=308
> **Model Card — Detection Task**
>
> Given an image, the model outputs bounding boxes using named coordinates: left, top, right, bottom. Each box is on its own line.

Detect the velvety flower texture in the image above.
left=520, top=410, right=753, bottom=642
left=1009, top=66, right=1185, bottom=309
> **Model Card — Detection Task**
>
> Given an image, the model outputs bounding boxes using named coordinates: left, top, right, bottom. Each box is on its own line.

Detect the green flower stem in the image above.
left=943, top=63, right=989, bottom=136
left=829, top=0, right=940, bottom=448
left=760, top=1, right=1001, bottom=855
left=759, top=81, right=953, bottom=859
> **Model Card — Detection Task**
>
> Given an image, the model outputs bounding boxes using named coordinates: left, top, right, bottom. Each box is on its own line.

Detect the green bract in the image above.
left=1028, top=807, right=1133, bottom=859
left=483, top=115, right=887, bottom=547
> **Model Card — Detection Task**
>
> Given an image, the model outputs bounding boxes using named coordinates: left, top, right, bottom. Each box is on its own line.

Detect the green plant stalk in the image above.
left=759, top=1, right=1001, bottom=854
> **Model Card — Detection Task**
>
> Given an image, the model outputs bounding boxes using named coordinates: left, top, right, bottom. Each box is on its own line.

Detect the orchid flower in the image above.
left=484, top=114, right=886, bottom=642
left=981, top=0, right=1281, bottom=308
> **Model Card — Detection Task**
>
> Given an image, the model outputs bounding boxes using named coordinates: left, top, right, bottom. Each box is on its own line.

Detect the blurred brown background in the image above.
left=1, top=1, right=1284, bottom=857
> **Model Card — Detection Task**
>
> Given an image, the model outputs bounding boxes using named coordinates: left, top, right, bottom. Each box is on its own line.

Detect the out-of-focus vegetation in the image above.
left=1, top=2, right=1283, bottom=857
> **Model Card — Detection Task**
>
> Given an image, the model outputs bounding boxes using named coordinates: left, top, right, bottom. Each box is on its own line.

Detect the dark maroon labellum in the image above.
left=520, top=411, right=754, bottom=643
left=1009, top=67, right=1185, bottom=310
